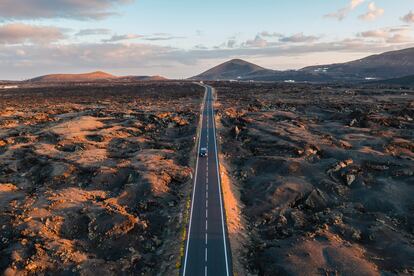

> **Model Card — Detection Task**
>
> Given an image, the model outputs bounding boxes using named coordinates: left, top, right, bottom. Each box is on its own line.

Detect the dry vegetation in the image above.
left=215, top=82, right=414, bottom=275
left=0, top=83, right=203, bottom=275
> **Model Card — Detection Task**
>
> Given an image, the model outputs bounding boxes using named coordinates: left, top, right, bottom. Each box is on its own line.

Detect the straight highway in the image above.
left=181, top=85, right=232, bottom=276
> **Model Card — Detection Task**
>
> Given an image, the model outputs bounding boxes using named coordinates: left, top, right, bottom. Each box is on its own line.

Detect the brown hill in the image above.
left=28, top=72, right=169, bottom=83
left=29, top=71, right=117, bottom=82
left=190, top=59, right=270, bottom=80
left=119, top=75, right=168, bottom=81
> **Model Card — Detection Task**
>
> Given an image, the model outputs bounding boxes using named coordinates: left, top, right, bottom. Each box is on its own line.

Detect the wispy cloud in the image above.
left=143, top=34, right=186, bottom=41
left=324, top=0, right=365, bottom=21
left=259, top=31, right=282, bottom=38
left=0, top=23, right=66, bottom=45
left=358, top=2, right=384, bottom=21
left=359, top=29, right=389, bottom=38
left=227, top=39, right=237, bottom=48
left=100, top=33, right=186, bottom=42
left=102, top=34, right=142, bottom=42
left=279, top=33, right=320, bottom=43
left=401, top=11, right=414, bottom=23
left=0, top=0, right=134, bottom=20
left=358, top=26, right=413, bottom=43
left=243, top=35, right=269, bottom=48
left=239, top=32, right=320, bottom=48
left=76, top=28, right=111, bottom=36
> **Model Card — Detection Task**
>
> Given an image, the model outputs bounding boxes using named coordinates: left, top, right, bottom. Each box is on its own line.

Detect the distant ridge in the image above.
left=191, top=47, right=414, bottom=83
left=29, top=71, right=117, bottom=82
left=120, top=75, right=168, bottom=81
left=28, top=71, right=168, bottom=83
left=301, top=47, right=414, bottom=80
left=373, top=74, right=414, bottom=86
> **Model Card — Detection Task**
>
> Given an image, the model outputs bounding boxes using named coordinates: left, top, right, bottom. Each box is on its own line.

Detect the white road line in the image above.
left=210, top=86, right=230, bottom=276
left=205, top=266, right=207, bottom=276
left=205, top=248, right=208, bottom=262
left=182, top=87, right=206, bottom=276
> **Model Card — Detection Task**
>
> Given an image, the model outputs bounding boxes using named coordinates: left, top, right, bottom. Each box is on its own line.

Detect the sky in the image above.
left=1, top=0, right=414, bottom=80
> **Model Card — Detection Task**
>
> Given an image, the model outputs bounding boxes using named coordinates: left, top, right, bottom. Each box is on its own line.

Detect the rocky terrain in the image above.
left=0, top=82, right=203, bottom=275
left=214, top=82, right=414, bottom=275
left=375, top=75, right=414, bottom=87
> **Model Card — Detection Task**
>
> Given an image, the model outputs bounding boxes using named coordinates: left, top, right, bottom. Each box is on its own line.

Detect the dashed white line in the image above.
left=205, top=248, right=208, bottom=262
left=184, top=85, right=230, bottom=276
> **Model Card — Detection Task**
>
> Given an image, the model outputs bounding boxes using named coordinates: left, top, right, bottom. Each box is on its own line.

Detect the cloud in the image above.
left=325, top=0, right=365, bottom=20
left=386, top=34, right=413, bottom=43
left=359, top=2, right=384, bottom=21
left=243, top=35, right=269, bottom=48
left=279, top=33, right=320, bottom=43
left=359, top=29, right=388, bottom=38
left=401, top=11, right=414, bottom=23
left=259, top=31, right=282, bottom=38
left=0, top=0, right=133, bottom=20
left=101, top=33, right=184, bottom=42
left=194, top=44, right=208, bottom=50
left=0, top=23, right=66, bottom=45
left=240, top=32, right=319, bottom=49
left=143, top=35, right=186, bottom=41
left=358, top=26, right=413, bottom=43
left=227, top=39, right=237, bottom=48
left=102, top=34, right=142, bottom=42
left=76, top=28, right=111, bottom=36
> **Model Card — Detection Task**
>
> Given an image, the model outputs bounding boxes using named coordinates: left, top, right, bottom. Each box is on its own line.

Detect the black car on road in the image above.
left=199, top=147, right=208, bottom=157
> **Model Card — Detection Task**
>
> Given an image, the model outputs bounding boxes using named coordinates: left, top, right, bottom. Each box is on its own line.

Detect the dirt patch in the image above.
left=219, top=159, right=249, bottom=276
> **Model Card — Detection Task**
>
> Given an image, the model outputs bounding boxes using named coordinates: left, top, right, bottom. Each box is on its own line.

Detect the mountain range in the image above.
left=191, top=47, right=414, bottom=83
left=9, top=47, right=414, bottom=85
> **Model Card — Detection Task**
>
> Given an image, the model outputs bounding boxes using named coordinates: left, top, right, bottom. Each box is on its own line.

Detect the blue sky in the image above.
left=1, top=0, right=414, bottom=79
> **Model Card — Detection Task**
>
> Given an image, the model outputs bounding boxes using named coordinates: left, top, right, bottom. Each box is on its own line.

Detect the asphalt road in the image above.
left=181, top=85, right=232, bottom=276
